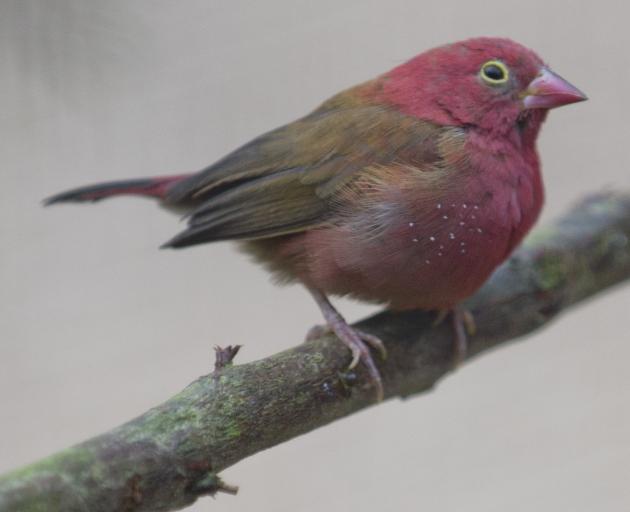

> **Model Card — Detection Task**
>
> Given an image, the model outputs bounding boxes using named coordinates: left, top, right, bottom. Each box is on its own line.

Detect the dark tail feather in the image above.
left=44, top=174, right=190, bottom=205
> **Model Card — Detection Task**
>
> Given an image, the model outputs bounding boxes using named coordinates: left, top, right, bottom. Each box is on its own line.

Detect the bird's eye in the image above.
left=480, top=60, right=509, bottom=85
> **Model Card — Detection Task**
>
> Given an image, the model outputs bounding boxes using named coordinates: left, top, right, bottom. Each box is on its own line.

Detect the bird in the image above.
left=45, top=37, right=587, bottom=401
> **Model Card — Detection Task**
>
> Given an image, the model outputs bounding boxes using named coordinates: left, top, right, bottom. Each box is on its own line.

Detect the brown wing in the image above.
left=163, top=97, right=445, bottom=247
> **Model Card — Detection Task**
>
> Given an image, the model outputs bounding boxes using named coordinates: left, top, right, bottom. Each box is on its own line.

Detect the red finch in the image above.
left=46, top=37, right=587, bottom=400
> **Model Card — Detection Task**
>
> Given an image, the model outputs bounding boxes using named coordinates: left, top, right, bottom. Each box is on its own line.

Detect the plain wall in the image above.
left=1, top=1, right=629, bottom=510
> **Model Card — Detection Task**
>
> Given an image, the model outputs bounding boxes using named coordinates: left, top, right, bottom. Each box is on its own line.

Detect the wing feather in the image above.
left=163, top=97, right=445, bottom=247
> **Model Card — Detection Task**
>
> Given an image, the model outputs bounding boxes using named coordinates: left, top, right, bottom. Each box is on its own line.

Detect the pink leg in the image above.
left=307, top=288, right=385, bottom=401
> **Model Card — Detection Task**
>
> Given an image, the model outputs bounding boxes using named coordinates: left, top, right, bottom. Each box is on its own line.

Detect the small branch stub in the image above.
left=190, top=474, right=239, bottom=498
left=213, top=345, right=242, bottom=372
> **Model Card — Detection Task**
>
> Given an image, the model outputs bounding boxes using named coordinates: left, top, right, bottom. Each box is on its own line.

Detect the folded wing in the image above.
left=164, top=99, right=442, bottom=247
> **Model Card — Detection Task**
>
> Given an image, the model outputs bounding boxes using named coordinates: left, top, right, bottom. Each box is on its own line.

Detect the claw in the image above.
left=354, top=329, right=388, bottom=360
left=432, top=309, right=449, bottom=327
left=451, top=307, right=475, bottom=366
left=462, top=309, right=477, bottom=336
left=348, top=346, right=362, bottom=370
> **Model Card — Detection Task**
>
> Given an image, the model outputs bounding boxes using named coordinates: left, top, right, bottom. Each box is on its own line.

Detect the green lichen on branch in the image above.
left=1, top=192, right=630, bottom=512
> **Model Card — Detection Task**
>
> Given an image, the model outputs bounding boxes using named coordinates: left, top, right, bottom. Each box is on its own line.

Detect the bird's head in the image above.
left=377, top=37, right=586, bottom=136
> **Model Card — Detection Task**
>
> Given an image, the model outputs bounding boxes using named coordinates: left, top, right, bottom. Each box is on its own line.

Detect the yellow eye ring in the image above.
left=480, top=60, right=509, bottom=85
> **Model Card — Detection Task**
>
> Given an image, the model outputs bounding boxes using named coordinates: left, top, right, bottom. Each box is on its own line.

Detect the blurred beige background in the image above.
left=1, top=1, right=629, bottom=510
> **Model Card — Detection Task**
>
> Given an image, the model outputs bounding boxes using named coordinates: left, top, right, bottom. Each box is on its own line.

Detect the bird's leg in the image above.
left=306, top=288, right=385, bottom=401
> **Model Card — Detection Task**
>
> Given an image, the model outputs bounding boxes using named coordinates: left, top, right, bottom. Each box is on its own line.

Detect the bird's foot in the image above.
left=305, top=324, right=388, bottom=361
left=326, top=321, right=385, bottom=401
left=434, top=307, right=476, bottom=367
left=307, top=288, right=386, bottom=401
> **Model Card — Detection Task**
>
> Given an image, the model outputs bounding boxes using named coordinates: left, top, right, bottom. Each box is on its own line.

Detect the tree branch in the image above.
left=2, top=192, right=630, bottom=512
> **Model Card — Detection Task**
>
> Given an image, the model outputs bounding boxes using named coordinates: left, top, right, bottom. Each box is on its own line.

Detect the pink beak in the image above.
left=522, top=68, right=587, bottom=109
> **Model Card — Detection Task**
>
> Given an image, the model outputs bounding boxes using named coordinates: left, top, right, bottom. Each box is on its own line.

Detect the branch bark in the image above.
left=2, top=192, right=630, bottom=512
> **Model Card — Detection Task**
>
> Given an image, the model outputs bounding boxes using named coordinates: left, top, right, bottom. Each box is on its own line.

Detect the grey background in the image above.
left=1, top=1, right=629, bottom=510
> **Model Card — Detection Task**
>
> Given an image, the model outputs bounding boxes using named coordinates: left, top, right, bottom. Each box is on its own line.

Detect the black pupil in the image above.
left=484, top=64, right=504, bottom=81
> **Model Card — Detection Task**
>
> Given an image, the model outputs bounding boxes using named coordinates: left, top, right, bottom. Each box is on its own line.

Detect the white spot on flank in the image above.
left=459, top=221, right=465, bottom=226
left=460, top=241, right=466, bottom=246
left=409, top=222, right=415, bottom=227
left=438, top=252, right=443, bottom=256
left=412, top=238, right=419, bottom=243
left=477, top=228, right=483, bottom=233
left=425, top=259, right=431, bottom=264
left=474, top=205, right=479, bottom=210
left=442, top=215, right=449, bottom=220
left=463, top=204, right=468, bottom=208
left=429, top=236, right=436, bottom=242
left=449, top=233, right=455, bottom=239
left=437, top=203, right=442, bottom=209
left=439, top=244, right=445, bottom=249
left=461, top=249, right=467, bottom=254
